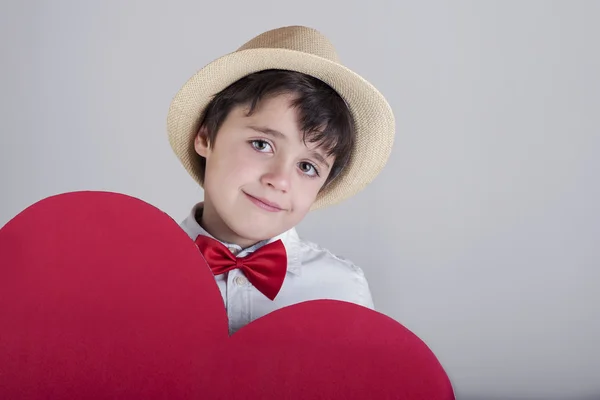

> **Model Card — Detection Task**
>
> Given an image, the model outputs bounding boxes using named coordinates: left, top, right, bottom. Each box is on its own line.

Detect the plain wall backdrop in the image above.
left=1, top=1, right=599, bottom=399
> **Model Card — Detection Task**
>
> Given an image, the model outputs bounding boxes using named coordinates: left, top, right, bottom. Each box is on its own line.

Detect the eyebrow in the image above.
left=310, top=152, right=330, bottom=169
left=248, top=125, right=286, bottom=139
left=248, top=125, right=331, bottom=169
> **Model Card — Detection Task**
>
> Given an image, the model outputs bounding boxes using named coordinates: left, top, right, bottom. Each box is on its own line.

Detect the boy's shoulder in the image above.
left=284, top=229, right=365, bottom=279
left=292, top=233, right=365, bottom=274
left=283, top=229, right=374, bottom=309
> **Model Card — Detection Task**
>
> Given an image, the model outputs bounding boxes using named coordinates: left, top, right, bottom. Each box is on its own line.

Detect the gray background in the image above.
left=1, top=1, right=599, bottom=399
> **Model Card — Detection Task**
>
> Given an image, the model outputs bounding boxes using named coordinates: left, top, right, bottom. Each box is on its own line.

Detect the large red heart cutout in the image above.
left=0, top=191, right=454, bottom=399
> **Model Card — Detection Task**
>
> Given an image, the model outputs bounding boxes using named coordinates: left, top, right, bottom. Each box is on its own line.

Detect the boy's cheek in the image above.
left=208, top=149, right=251, bottom=177
left=292, top=191, right=319, bottom=215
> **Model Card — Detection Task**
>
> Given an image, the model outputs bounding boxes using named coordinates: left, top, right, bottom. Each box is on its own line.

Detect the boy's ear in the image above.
left=194, top=127, right=210, bottom=158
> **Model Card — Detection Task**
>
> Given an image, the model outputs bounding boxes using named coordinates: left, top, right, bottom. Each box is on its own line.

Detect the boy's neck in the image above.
left=195, top=202, right=259, bottom=249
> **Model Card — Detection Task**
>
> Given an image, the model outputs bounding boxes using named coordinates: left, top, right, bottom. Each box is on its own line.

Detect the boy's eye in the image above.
left=250, top=140, right=272, bottom=152
left=299, top=162, right=319, bottom=177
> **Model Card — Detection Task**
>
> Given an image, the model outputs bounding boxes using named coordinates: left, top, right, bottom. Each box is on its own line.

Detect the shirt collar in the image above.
left=180, top=202, right=301, bottom=275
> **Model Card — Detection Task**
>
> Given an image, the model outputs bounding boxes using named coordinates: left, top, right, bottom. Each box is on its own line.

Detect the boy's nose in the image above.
left=260, top=164, right=291, bottom=192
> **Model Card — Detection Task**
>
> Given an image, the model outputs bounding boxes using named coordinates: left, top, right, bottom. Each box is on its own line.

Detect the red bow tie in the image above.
left=194, top=235, right=287, bottom=301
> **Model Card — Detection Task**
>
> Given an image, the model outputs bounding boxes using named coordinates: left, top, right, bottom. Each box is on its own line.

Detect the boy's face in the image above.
left=195, top=94, right=335, bottom=247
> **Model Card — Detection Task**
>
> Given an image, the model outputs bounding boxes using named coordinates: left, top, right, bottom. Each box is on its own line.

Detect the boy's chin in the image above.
left=220, top=202, right=309, bottom=243
left=228, top=219, right=290, bottom=244
left=235, top=227, right=284, bottom=243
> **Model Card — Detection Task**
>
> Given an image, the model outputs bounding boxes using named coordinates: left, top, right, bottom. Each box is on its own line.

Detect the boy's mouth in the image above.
left=242, top=192, right=285, bottom=212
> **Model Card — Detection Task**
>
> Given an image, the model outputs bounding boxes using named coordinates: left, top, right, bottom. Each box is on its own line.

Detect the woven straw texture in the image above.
left=167, top=26, right=395, bottom=210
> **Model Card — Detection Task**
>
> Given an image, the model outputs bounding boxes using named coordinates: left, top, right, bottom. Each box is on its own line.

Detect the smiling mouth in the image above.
left=243, top=192, right=285, bottom=212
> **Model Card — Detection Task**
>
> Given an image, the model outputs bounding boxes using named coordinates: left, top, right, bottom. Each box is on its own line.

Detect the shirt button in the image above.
left=228, top=246, right=239, bottom=255
left=234, top=276, right=247, bottom=286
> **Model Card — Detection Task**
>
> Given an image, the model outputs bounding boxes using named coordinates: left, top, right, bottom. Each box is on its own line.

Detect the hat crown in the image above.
left=237, top=26, right=341, bottom=63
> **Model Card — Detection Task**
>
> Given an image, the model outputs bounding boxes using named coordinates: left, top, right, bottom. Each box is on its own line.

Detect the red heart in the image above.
left=0, top=191, right=454, bottom=399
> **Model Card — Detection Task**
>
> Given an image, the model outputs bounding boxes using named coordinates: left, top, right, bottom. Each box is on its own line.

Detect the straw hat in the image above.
left=167, top=25, right=395, bottom=210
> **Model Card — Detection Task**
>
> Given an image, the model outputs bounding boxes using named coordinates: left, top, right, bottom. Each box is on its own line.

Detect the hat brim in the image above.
left=167, top=48, right=395, bottom=210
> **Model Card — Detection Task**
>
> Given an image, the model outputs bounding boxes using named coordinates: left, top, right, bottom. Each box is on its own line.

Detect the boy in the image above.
left=167, top=25, right=395, bottom=334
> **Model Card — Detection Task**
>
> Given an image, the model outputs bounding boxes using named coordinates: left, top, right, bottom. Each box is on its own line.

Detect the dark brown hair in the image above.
left=196, top=69, right=355, bottom=186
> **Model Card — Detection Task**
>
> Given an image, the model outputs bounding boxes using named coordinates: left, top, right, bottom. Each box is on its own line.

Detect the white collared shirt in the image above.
left=179, top=203, right=374, bottom=334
